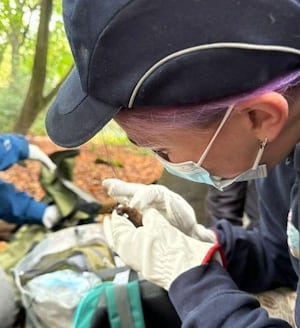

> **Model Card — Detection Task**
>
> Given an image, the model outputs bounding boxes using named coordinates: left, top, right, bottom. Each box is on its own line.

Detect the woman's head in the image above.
left=46, top=0, right=300, bottom=149
left=114, top=70, right=300, bottom=182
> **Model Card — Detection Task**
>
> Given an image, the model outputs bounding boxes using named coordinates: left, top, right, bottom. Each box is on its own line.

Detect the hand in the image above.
left=103, top=178, right=215, bottom=242
left=103, top=208, right=225, bottom=290
left=102, top=178, right=145, bottom=204
left=42, top=204, right=62, bottom=229
left=28, top=144, right=57, bottom=172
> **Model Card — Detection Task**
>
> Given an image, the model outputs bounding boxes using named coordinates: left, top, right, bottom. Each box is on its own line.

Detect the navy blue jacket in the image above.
left=169, top=144, right=300, bottom=327
left=0, top=134, right=47, bottom=225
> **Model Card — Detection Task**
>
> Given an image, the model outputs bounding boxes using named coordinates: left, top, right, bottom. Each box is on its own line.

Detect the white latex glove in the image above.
left=28, top=144, right=57, bottom=172
left=102, top=178, right=145, bottom=205
left=42, top=205, right=62, bottom=229
left=103, top=178, right=215, bottom=242
left=103, top=208, right=224, bottom=290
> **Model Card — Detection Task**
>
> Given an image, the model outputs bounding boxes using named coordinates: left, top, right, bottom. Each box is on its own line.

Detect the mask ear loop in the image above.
left=197, top=105, right=235, bottom=166
left=252, top=137, right=268, bottom=169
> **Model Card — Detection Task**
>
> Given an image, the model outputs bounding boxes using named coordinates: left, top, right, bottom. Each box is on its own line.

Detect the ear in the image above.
left=234, top=92, right=288, bottom=142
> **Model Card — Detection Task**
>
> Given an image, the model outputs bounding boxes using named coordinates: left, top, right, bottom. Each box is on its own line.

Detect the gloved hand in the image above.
left=28, top=144, right=57, bottom=172
left=102, top=178, right=145, bottom=205
left=103, top=178, right=215, bottom=242
left=42, top=204, right=62, bottom=229
left=103, top=208, right=225, bottom=290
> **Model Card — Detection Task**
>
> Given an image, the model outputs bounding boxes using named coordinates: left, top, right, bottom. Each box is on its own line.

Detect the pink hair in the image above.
left=114, top=70, right=300, bottom=143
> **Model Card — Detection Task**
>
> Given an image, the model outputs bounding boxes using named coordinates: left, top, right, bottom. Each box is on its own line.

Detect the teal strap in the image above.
left=73, top=282, right=112, bottom=328
left=105, top=284, right=121, bottom=328
left=74, top=280, right=145, bottom=328
left=106, top=281, right=145, bottom=328
left=97, top=291, right=107, bottom=308
left=114, top=284, right=135, bottom=328
left=73, top=284, right=104, bottom=328
left=127, top=281, right=146, bottom=328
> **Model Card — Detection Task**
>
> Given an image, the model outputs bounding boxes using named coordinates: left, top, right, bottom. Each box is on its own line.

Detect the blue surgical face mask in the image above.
left=154, top=105, right=268, bottom=191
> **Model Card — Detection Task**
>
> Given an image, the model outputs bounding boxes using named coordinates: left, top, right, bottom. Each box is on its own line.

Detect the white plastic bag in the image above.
left=13, top=223, right=114, bottom=328
left=23, top=269, right=101, bottom=328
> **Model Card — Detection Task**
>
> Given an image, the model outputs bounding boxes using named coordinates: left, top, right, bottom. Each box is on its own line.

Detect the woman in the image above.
left=46, top=0, right=300, bottom=326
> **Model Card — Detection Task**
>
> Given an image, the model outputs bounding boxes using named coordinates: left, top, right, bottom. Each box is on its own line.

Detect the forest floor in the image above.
left=0, top=135, right=163, bottom=211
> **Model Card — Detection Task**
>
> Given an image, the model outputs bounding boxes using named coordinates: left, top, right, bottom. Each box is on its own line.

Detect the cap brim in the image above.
left=46, top=67, right=121, bottom=148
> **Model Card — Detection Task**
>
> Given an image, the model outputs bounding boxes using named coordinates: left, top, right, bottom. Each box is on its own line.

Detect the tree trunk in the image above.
left=14, top=0, right=52, bottom=134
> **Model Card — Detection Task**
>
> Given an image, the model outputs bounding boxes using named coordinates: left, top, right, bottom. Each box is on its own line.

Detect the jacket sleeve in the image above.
left=213, top=162, right=298, bottom=293
left=0, top=180, right=47, bottom=225
left=0, top=134, right=29, bottom=170
left=169, top=262, right=292, bottom=328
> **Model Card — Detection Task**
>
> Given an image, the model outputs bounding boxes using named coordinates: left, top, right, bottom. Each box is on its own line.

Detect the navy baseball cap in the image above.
left=46, top=0, right=300, bottom=147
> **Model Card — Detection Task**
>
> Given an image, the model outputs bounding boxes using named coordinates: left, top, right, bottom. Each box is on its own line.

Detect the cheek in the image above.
left=204, top=138, right=259, bottom=178
left=167, top=138, right=211, bottom=163
left=167, top=148, right=202, bottom=163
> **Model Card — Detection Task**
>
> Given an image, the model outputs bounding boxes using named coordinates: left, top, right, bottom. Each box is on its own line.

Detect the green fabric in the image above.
left=20, top=243, right=114, bottom=285
left=127, top=281, right=146, bottom=328
left=0, top=225, right=46, bottom=276
left=114, top=284, right=135, bottom=328
left=73, top=282, right=113, bottom=328
left=106, top=284, right=121, bottom=328
left=48, top=149, right=78, bottom=181
left=40, top=150, right=102, bottom=228
left=40, top=149, right=78, bottom=215
left=0, top=224, right=46, bottom=297
left=40, top=167, right=89, bottom=223
left=105, top=281, right=145, bottom=328
left=73, top=279, right=146, bottom=328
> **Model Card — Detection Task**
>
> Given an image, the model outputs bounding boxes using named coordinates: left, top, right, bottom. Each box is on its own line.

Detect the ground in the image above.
left=0, top=135, right=163, bottom=209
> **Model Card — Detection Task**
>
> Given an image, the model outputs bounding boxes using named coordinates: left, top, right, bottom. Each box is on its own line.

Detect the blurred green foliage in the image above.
left=0, top=73, right=29, bottom=132
left=0, top=0, right=73, bottom=132
left=0, top=0, right=132, bottom=146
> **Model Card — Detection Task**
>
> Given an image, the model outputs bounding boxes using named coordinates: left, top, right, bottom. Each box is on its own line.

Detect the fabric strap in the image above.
left=73, top=283, right=110, bottom=328
left=106, top=284, right=131, bottom=327
left=73, top=269, right=146, bottom=328
left=105, top=280, right=145, bottom=328
left=126, top=281, right=145, bottom=328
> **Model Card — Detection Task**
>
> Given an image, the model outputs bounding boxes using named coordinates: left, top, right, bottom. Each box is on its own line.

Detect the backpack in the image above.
left=73, top=267, right=182, bottom=328
left=13, top=223, right=115, bottom=328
